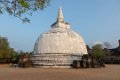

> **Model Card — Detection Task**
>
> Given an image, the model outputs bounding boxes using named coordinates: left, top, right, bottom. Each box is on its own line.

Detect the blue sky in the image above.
left=0, top=0, right=120, bottom=52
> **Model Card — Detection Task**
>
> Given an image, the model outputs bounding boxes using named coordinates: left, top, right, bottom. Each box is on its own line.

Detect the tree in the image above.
left=0, top=36, right=16, bottom=59
left=9, top=48, right=17, bottom=59
left=0, top=0, right=49, bottom=23
left=91, top=44, right=105, bottom=59
left=91, top=44, right=106, bottom=67
left=0, top=36, right=10, bottom=58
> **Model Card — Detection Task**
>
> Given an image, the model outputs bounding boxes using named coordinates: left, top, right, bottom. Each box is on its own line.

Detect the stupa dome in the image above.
left=32, top=7, right=88, bottom=68
left=34, top=28, right=87, bottom=55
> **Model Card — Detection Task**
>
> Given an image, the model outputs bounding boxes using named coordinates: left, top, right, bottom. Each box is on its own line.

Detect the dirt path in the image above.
left=0, top=64, right=120, bottom=80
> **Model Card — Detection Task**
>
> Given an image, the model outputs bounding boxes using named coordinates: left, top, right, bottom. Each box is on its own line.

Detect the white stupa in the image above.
left=32, top=7, right=88, bottom=68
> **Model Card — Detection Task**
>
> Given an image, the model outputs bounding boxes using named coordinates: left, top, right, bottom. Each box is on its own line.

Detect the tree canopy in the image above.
left=0, top=36, right=16, bottom=59
left=91, top=44, right=105, bottom=59
left=0, top=0, right=49, bottom=23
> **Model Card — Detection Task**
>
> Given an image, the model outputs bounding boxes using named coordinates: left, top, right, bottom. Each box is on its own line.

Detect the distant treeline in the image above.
left=0, top=36, right=32, bottom=64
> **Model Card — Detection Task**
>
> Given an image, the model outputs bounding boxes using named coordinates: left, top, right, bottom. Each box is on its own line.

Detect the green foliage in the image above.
left=18, top=0, right=30, bottom=8
left=0, top=36, right=9, bottom=58
left=0, top=36, right=16, bottom=59
left=91, top=44, right=105, bottom=59
left=9, top=48, right=18, bottom=59
left=0, top=39, right=7, bottom=58
left=0, top=0, right=50, bottom=23
left=0, top=36, right=33, bottom=64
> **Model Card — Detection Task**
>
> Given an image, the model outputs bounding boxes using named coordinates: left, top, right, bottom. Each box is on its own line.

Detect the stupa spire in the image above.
left=57, top=6, right=64, bottom=22
left=51, top=6, right=70, bottom=29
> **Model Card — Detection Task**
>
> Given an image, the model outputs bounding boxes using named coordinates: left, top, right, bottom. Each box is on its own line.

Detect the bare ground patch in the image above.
left=0, top=64, right=120, bottom=80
